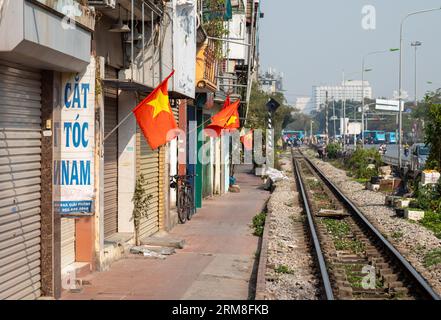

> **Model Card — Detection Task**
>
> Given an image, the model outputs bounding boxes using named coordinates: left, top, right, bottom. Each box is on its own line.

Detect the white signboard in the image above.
left=376, top=99, right=404, bottom=111
left=347, top=122, right=361, bottom=135
left=173, top=0, right=196, bottom=98
left=53, top=57, right=96, bottom=215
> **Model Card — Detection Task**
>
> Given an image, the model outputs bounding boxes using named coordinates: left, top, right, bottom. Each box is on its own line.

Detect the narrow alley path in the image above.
left=62, top=166, right=269, bottom=300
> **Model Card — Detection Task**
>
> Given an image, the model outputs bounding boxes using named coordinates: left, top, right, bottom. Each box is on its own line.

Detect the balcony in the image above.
left=34, top=0, right=96, bottom=31
left=196, top=39, right=218, bottom=93
left=0, top=0, right=95, bottom=72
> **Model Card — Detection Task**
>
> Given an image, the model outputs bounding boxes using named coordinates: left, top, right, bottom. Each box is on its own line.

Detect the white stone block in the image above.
left=404, top=209, right=425, bottom=221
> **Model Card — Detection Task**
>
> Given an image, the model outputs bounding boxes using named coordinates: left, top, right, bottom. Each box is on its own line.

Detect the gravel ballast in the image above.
left=263, top=153, right=320, bottom=300
left=303, top=148, right=441, bottom=296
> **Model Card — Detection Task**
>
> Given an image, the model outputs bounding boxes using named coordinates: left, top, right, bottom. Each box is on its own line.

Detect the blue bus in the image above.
left=363, top=130, right=386, bottom=144
left=282, top=130, right=305, bottom=140
left=386, top=132, right=397, bottom=144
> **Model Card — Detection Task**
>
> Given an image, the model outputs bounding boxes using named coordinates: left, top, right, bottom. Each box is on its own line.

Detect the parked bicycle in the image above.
left=170, top=174, right=195, bottom=224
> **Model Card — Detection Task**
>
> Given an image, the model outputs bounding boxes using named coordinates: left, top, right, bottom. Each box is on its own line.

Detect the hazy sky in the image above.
left=259, top=0, right=441, bottom=104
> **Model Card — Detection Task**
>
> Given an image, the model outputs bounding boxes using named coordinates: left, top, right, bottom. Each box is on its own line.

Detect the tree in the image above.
left=423, top=93, right=441, bottom=170
left=246, top=82, right=293, bottom=143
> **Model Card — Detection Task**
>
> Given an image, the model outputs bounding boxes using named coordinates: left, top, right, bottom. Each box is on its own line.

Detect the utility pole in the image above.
left=411, top=41, right=422, bottom=108
left=332, top=99, right=336, bottom=140
left=325, top=91, right=329, bottom=144
left=342, top=71, right=346, bottom=150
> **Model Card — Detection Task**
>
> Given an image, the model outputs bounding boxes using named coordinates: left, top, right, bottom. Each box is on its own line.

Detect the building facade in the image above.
left=312, top=80, right=372, bottom=111
left=259, top=68, right=283, bottom=94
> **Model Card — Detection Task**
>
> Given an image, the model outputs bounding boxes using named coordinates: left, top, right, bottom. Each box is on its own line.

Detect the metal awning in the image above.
left=103, top=78, right=154, bottom=93
left=103, top=79, right=191, bottom=100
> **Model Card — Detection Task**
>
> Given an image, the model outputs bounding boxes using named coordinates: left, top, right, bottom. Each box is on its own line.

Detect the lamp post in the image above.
left=398, top=7, right=441, bottom=171
left=411, top=41, right=422, bottom=107
left=361, top=49, right=399, bottom=148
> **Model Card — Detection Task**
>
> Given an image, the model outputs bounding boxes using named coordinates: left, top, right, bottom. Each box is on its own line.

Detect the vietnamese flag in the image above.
left=240, top=129, right=253, bottom=151
left=222, top=95, right=231, bottom=109
left=133, top=71, right=178, bottom=150
left=205, top=99, right=240, bottom=136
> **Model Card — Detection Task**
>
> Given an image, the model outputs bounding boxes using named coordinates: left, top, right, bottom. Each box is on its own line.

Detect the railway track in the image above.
left=291, top=147, right=440, bottom=300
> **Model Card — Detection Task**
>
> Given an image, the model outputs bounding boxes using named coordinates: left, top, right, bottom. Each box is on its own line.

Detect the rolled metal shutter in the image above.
left=0, top=61, right=42, bottom=300
left=60, top=218, right=75, bottom=270
left=103, top=66, right=119, bottom=238
left=136, top=125, right=160, bottom=239
left=171, top=100, right=179, bottom=125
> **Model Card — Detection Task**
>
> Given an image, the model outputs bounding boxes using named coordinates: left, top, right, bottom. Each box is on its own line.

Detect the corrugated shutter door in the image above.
left=103, top=66, right=119, bottom=238
left=171, top=100, right=179, bottom=125
left=60, top=218, right=75, bottom=270
left=137, top=130, right=160, bottom=239
left=0, top=61, right=42, bottom=300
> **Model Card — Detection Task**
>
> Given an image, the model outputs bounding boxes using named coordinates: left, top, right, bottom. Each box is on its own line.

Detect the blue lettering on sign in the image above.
left=64, top=74, right=90, bottom=109
left=54, top=160, right=91, bottom=186
left=64, top=119, right=89, bottom=148
left=54, top=201, right=93, bottom=214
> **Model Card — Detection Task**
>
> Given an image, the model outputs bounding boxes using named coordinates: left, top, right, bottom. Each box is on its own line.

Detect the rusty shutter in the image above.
left=136, top=131, right=160, bottom=239
left=60, top=218, right=75, bottom=270
left=103, top=66, right=119, bottom=238
left=136, top=91, right=161, bottom=239
left=0, top=60, right=42, bottom=300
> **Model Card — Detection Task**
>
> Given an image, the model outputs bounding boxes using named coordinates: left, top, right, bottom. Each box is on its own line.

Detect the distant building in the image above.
left=295, top=97, right=314, bottom=114
left=260, top=68, right=284, bottom=94
left=312, top=81, right=372, bottom=111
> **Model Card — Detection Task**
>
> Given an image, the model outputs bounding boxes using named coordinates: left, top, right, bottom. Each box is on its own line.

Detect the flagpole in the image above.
left=103, top=111, right=134, bottom=142
left=103, top=71, right=175, bottom=142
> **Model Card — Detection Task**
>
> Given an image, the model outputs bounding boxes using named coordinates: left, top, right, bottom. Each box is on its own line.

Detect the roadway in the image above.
left=346, top=143, right=411, bottom=165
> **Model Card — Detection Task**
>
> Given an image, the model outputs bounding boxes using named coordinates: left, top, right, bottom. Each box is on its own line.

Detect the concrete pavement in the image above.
left=61, top=165, right=269, bottom=300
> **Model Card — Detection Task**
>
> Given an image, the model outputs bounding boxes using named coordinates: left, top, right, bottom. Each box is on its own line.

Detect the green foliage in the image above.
left=345, top=147, right=381, bottom=179
left=274, top=265, right=294, bottom=274
left=322, top=218, right=350, bottom=238
left=423, top=249, right=441, bottom=268
left=423, top=94, right=441, bottom=170
left=252, top=212, right=266, bottom=237
left=391, top=231, right=404, bottom=240
left=247, top=83, right=294, bottom=144
left=131, top=174, right=153, bottom=245
left=202, top=0, right=230, bottom=59
left=326, top=142, right=342, bottom=159
left=413, top=184, right=441, bottom=212
left=420, top=211, right=441, bottom=239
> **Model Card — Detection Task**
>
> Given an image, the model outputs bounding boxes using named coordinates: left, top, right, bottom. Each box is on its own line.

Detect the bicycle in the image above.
left=170, top=174, right=195, bottom=224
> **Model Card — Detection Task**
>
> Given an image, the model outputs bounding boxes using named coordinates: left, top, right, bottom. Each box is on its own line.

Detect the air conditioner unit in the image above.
left=88, top=0, right=116, bottom=9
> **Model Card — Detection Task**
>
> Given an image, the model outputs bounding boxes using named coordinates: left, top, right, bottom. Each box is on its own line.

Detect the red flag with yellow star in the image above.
left=133, top=71, right=177, bottom=150
left=205, top=99, right=240, bottom=136
left=240, top=129, right=253, bottom=151
left=222, top=95, right=230, bottom=109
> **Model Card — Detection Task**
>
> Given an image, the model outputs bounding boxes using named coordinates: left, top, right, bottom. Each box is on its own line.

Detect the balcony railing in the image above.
left=32, top=0, right=96, bottom=31
left=196, top=39, right=218, bottom=92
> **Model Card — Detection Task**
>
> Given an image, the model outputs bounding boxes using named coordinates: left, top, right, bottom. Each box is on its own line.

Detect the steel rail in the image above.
left=291, top=149, right=335, bottom=300
left=300, top=151, right=440, bottom=300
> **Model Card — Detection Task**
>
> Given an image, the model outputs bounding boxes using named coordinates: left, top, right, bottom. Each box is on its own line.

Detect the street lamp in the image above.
left=411, top=41, right=422, bottom=108
left=398, top=7, right=441, bottom=171
left=361, top=49, right=399, bottom=148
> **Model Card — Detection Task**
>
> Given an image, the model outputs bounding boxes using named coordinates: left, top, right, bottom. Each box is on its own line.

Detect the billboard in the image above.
left=375, top=99, right=404, bottom=111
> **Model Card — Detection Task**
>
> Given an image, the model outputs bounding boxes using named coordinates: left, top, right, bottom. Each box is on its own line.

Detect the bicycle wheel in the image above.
left=177, top=191, right=187, bottom=224
left=186, top=192, right=195, bottom=220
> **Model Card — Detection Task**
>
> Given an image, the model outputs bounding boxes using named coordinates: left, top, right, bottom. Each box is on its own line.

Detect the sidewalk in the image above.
left=62, top=165, right=269, bottom=300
